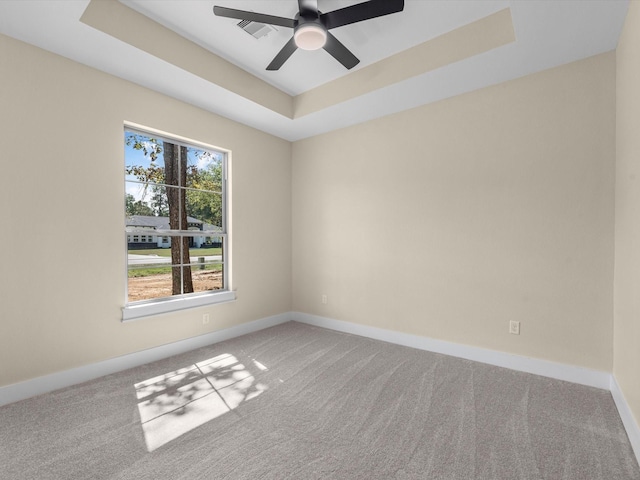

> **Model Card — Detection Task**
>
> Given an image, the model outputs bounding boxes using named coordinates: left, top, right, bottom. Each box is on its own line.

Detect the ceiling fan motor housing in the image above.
left=293, top=13, right=327, bottom=50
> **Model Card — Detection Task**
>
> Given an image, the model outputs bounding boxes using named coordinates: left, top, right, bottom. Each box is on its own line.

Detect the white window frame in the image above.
left=123, top=125, right=234, bottom=321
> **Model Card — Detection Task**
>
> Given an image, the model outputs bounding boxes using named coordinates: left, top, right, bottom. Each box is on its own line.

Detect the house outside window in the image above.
left=123, top=126, right=233, bottom=320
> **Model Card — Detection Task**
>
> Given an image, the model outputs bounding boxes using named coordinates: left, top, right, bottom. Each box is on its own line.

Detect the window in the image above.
left=123, top=126, right=233, bottom=320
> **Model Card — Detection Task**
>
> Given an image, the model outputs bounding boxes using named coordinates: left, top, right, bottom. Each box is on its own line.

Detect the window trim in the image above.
left=122, top=123, right=233, bottom=321
left=122, top=289, right=236, bottom=321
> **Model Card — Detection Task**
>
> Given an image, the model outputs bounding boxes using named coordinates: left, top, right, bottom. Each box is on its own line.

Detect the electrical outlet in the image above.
left=321, top=294, right=328, bottom=304
left=202, top=313, right=210, bottom=325
left=509, top=320, right=520, bottom=335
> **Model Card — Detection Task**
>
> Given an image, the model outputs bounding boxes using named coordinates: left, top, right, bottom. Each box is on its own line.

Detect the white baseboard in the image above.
left=610, top=376, right=640, bottom=466
left=293, top=312, right=611, bottom=390
left=0, top=312, right=291, bottom=407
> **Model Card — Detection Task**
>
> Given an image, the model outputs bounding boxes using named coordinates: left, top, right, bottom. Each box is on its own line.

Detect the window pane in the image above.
left=125, top=182, right=169, bottom=218
left=125, top=185, right=184, bottom=231
left=192, top=264, right=224, bottom=294
left=186, top=149, right=222, bottom=193
left=127, top=264, right=175, bottom=303
left=124, top=132, right=166, bottom=186
left=188, top=236, right=223, bottom=294
left=187, top=190, right=222, bottom=230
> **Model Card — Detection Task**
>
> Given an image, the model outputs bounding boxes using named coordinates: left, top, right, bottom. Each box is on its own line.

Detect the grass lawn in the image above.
left=128, top=264, right=222, bottom=277
left=127, top=247, right=223, bottom=278
left=128, top=247, right=222, bottom=257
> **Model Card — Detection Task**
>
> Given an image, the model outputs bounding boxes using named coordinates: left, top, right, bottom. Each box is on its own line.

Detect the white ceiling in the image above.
left=122, top=0, right=510, bottom=96
left=0, top=0, right=630, bottom=141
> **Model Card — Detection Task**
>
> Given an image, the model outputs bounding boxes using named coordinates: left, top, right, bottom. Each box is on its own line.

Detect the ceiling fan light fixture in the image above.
left=214, top=0, right=405, bottom=70
left=294, top=24, right=327, bottom=50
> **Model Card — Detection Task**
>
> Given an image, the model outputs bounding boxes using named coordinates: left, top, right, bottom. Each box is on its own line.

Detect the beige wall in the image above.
left=0, top=34, right=292, bottom=387
left=615, top=0, right=640, bottom=434
left=0, top=27, right=622, bottom=389
left=293, top=52, right=616, bottom=371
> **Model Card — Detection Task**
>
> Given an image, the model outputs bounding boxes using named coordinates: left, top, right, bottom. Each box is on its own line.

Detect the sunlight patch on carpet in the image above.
left=134, top=353, right=268, bottom=451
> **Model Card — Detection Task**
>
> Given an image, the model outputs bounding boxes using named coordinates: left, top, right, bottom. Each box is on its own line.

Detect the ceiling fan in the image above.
left=213, top=0, right=405, bottom=71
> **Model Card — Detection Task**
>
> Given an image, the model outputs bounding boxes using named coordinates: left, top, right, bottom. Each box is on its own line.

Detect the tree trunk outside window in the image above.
left=164, top=142, right=194, bottom=295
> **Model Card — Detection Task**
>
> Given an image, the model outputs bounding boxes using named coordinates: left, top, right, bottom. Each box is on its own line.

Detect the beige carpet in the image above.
left=1, top=321, right=638, bottom=479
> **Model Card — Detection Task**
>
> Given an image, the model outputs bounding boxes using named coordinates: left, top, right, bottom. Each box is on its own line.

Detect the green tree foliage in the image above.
left=186, top=162, right=223, bottom=228
left=149, top=185, right=169, bottom=217
left=125, top=193, right=154, bottom=216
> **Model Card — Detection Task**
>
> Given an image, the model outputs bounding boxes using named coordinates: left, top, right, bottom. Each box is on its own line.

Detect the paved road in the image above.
left=128, top=254, right=222, bottom=265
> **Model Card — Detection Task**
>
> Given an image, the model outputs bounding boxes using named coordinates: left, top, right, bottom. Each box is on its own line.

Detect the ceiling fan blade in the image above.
left=323, top=32, right=360, bottom=69
left=266, top=37, right=298, bottom=70
left=321, top=0, right=404, bottom=30
left=213, top=6, right=296, bottom=28
left=298, top=0, right=318, bottom=15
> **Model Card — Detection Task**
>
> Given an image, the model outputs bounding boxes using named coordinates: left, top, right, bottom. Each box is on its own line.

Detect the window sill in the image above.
left=122, top=290, right=236, bottom=322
